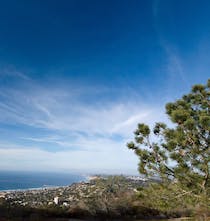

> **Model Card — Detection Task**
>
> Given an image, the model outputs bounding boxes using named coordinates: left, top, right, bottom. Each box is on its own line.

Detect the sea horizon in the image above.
left=0, top=171, right=87, bottom=192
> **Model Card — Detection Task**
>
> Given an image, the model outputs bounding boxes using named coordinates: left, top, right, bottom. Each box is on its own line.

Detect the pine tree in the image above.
left=127, top=79, right=210, bottom=196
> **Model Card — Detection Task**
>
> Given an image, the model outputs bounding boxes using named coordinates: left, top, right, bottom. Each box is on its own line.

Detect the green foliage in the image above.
left=137, top=182, right=210, bottom=218
left=127, top=79, right=210, bottom=213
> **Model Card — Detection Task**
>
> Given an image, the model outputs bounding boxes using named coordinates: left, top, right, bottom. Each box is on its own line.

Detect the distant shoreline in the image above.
left=0, top=175, right=105, bottom=193
left=0, top=179, right=90, bottom=193
left=0, top=176, right=204, bottom=220
left=0, top=175, right=147, bottom=193
left=0, top=172, right=89, bottom=193
left=0, top=185, right=62, bottom=193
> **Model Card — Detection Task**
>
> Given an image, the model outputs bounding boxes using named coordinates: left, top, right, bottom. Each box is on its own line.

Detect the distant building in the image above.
left=54, top=196, right=59, bottom=205
left=63, top=202, right=68, bottom=206
left=0, top=193, right=6, bottom=198
left=87, top=175, right=100, bottom=181
left=127, top=176, right=147, bottom=181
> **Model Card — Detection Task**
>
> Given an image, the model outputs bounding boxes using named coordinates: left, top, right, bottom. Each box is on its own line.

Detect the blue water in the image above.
left=0, top=171, right=85, bottom=191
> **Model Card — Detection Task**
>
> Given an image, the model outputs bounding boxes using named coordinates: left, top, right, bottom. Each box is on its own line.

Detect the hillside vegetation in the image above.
left=128, top=79, right=210, bottom=220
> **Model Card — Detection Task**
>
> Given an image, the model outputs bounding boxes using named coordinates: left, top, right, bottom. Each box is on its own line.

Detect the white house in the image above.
left=54, top=196, right=59, bottom=205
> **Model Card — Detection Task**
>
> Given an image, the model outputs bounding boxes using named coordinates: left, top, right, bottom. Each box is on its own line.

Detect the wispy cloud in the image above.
left=0, top=75, right=166, bottom=173
left=0, top=80, right=163, bottom=135
left=0, top=146, right=139, bottom=174
left=152, top=0, right=189, bottom=89
left=0, top=66, right=29, bottom=80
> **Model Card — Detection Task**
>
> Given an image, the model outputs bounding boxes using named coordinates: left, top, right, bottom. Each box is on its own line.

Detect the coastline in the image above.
left=0, top=173, right=90, bottom=193
left=0, top=175, right=106, bottom=193
left=0, top=185, right=61, bottom=193
left=0, top=176, right=207, bottom=221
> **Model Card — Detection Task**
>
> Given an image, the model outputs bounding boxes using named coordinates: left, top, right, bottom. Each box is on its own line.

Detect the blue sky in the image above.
left=0, top=0, right=209, bottom=174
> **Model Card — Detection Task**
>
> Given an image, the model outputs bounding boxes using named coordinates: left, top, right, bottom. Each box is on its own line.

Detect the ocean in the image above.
left=0, top=171, right=85, bottom=191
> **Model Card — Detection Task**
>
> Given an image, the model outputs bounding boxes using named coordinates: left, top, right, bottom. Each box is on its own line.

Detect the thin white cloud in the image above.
left=152, top=0, right=189, bottom=88
left=0, top=82, right=163, bottom=135
left=0, top=144, right=139, bottom=174
left=0, top=66, right=29, bottom=80
left=0, top=78, right=166, bottom=173
left=110, top=112, right=151, bottom=134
